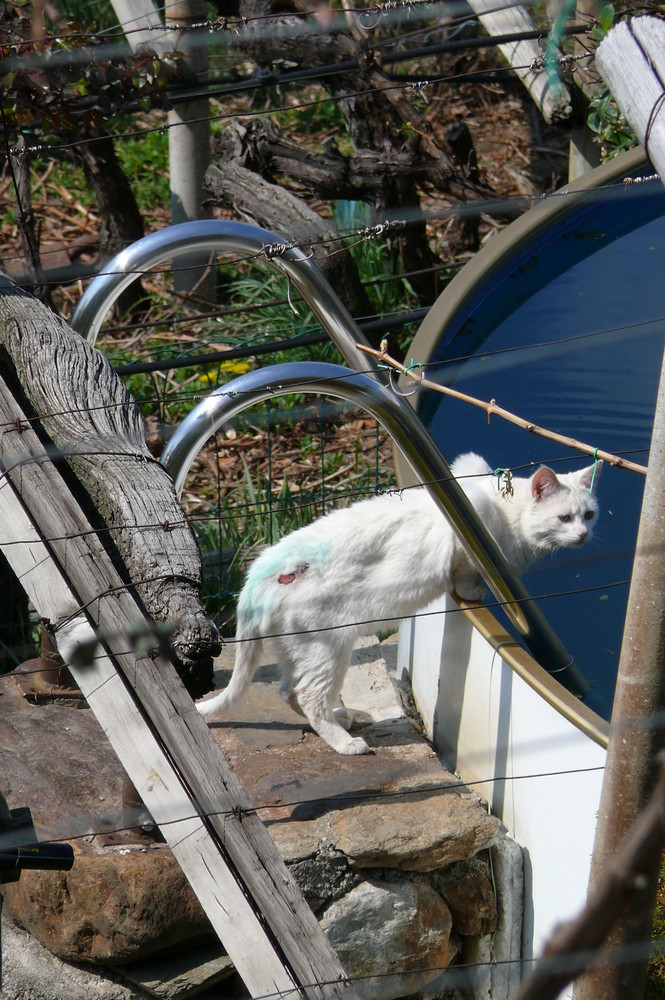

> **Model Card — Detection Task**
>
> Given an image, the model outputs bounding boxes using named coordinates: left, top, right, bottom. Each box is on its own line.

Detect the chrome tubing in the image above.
left=69, top=220, right=375, bottom=370
left=162, top=361, right=590, bottom=697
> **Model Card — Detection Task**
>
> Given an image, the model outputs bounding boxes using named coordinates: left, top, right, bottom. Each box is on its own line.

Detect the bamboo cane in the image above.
left=358, top=343, right=648, bottom=476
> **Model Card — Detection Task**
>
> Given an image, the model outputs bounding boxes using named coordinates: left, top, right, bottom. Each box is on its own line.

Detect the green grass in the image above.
left=116, top=130, right=170, bottom=215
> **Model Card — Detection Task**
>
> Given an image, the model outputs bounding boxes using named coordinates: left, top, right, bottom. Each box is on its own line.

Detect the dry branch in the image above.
left=205, top=122, right=375, bottom=322
left=358, top=343, right=648, bottom=475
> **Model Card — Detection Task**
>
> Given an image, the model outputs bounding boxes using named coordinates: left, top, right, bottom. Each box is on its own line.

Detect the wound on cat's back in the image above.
left=278, top=564, right=309, bottom=584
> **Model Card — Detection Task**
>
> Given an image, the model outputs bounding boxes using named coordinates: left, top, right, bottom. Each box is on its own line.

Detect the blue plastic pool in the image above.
left=409, top=158, right=665, bottom=719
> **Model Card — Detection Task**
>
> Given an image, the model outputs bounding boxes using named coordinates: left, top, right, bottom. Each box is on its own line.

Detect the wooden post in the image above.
left=0, top=364, right=357, bottom=999
left=571, top=340, right=665, bottom=1000
left=596, top=17, right=665, bottom=180
left=568, top=0, right=602, bottom=181
left=465, top=0, right=573, bottom=124
left=110, top=0, right=214, bottom=298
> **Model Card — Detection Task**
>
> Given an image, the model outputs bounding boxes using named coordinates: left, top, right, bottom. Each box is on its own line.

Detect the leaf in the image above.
left=599, top=4, right=615, bottom=33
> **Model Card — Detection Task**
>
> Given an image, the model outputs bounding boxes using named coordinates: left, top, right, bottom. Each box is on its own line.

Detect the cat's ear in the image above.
left=577, top=461, right=603, bottom=494
left=531, top=466, right=560, bottom=501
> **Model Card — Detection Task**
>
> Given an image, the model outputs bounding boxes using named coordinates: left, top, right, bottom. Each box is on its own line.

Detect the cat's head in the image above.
left=524, top=461, right=601, bottom=554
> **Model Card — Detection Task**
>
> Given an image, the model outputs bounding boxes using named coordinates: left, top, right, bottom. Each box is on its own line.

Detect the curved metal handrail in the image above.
left=162, top=360, right=591, bottom=698
left=69, top=220, right=375, bottom=371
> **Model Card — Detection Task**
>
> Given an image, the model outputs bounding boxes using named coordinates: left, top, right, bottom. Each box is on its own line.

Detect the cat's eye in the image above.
left=584, top=510, right=595, bottom=521
left=558, top=514, right=571, bottom=523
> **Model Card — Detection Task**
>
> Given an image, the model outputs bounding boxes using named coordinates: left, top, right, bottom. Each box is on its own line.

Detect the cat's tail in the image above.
left=196, top=629, right=263, bottom=718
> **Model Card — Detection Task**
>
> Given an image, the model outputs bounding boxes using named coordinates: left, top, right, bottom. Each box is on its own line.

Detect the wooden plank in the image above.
left=0, top=371, right=358, bottom=999
left=0, top=435, right=299, bottom=998
left=466, top=0, right=572, bottom=124
left=596, top=16, right=665, bottom=185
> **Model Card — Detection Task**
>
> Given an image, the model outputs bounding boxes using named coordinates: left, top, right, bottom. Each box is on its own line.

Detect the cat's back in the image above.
left=253, top=487, right=434, bottom=568
left=450, top=452, right=493, bottom=484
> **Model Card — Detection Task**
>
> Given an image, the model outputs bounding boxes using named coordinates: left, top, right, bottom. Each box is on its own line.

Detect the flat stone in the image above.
left=331, top=789, right=499, bottom=871
left=121, top=944, right=234, bottom=999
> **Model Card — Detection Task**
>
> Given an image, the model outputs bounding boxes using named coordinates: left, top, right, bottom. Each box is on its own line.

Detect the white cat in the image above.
left=197, top=452, right=601, bottom=754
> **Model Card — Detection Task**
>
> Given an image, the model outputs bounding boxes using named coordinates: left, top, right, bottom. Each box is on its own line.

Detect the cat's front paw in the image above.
left=340, top=736, right=371, bottom=755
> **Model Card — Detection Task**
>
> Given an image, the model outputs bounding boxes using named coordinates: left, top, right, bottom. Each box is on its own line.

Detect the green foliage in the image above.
left=587, top=86, right=638, bottom=160
left=115, top=129, right=170, bottom=212
left=586, top=7, right=635, bottom=164
left=592, top=4, right=615, bottom=40
left=0, top=6, right=180, bottom=148
left=333, top=200, right=418, bottom=318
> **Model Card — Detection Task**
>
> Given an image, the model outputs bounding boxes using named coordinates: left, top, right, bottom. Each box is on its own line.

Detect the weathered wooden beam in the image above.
left=466, top=0, right=573, bottom=124
left=596, top=16, right=665, bottom=185
left=0, top=294, right=359, bottom=999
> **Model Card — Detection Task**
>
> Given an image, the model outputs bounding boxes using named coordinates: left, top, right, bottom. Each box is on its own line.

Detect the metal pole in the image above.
left=572, top=343, right=665, bottom=1000
left=72, top=222, right=593, bottom=699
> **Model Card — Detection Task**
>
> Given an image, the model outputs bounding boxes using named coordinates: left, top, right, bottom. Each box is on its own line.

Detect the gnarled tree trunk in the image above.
left=0, top=275, right=220, bottom=696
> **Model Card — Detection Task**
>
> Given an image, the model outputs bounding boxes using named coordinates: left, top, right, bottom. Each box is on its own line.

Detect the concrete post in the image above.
left=166, top=0, right=214, bottom=299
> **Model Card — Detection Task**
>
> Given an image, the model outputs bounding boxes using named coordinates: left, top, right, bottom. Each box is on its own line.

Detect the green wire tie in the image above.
left=378, top=357, right=422, bottom=376
left=589, top=448, right=600, bottom=495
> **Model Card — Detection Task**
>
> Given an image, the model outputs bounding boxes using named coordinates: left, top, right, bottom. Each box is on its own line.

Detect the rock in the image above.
left=0, top=913, right=150, bottom=1000
left=120, top=945, right=234, bottom=999
left=288, top=850, right=362, bottom=912
left=5, top=845, right=212, bottom=966
left=320, top=877, right=457, bottom=1000
left=331, top=790, right=499, bottom=872
left=435, top=857, right=498, bottom=937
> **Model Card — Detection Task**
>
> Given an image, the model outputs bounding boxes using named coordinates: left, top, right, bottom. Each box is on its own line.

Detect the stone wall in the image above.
left=1, top=637, right=522, bottom=999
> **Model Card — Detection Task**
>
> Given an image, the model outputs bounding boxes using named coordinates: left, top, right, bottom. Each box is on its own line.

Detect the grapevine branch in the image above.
left=357, top=343, right=648, bottom=476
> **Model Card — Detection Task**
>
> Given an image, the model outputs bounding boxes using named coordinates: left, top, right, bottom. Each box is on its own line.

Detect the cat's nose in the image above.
left=577, top=526, right=588, bottom=543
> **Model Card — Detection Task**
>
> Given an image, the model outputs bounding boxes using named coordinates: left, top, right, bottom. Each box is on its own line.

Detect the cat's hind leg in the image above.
left=301, top=695, right=369, bottom=754
left=284, top=657, right=354, bottom=730
left=288, top=638, right=370, bottom=755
